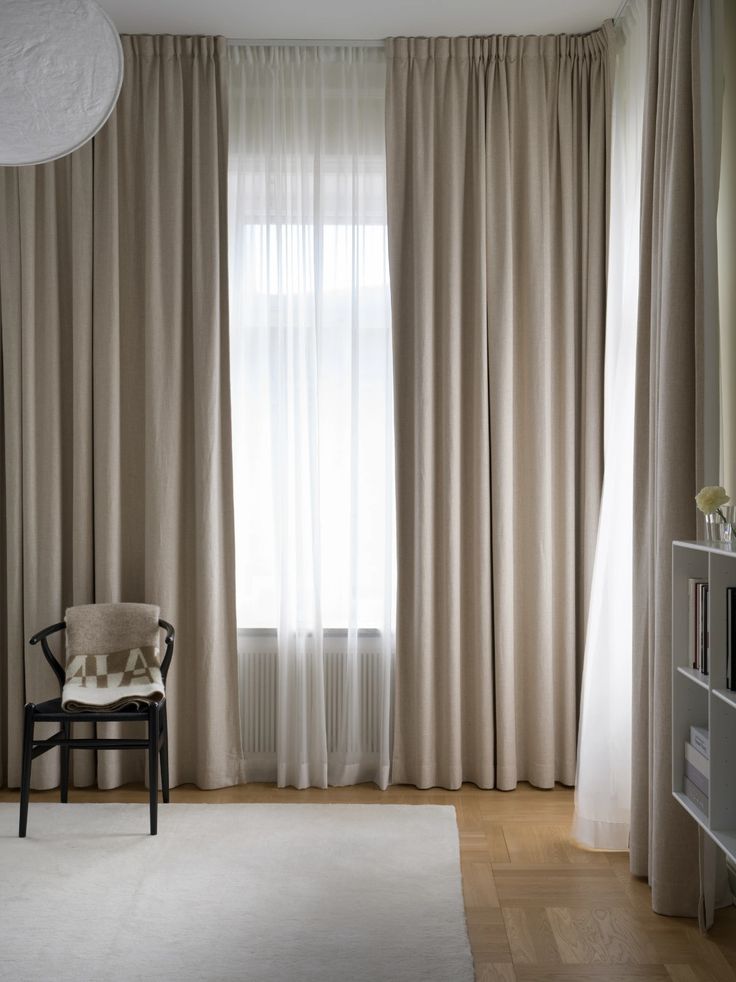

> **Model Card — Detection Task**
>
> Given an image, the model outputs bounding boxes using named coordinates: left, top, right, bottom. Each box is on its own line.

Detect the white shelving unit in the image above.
left=672, top=541, right=736, bottom=866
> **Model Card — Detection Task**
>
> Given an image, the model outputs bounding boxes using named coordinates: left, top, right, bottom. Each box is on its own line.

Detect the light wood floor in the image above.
left=3, top=782, right=735, bottom=981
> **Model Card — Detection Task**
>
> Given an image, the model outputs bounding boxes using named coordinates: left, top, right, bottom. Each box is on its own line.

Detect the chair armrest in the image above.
left=29, top=619, right=176, bottom=694
left=158, top=619, right=175, bottom=682
left=29, top=622, right=66, bottom=646
left=29, top=622, right=67, bottom=691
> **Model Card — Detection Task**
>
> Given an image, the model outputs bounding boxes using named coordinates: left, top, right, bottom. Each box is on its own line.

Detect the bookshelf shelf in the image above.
left=672, top=541, right=736, bottom=869
left=713, top=688, right=736, bottom=711
left=673, top=789, right=708, bottom=829
left=677, top=665, right=710, bottom=690
left=714, top=829, right=736, bottom=860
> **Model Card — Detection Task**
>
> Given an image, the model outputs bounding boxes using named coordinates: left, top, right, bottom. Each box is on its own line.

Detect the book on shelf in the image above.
left=690, top=725, right=710, bottom=758
left=688, top=578, right=709, bottom=674
left=728, top=586, right=736, bottom=691
left=684, top=740, right=709, bottom=777
left=689, top=579, right=702, bottom=669
left=683, top=775, right=708, bottom=815
left=684, top=759, right=709, bottom=796
left=701, top=581, right=709, bottom=674
left=684, top=739, right=709, bottom=796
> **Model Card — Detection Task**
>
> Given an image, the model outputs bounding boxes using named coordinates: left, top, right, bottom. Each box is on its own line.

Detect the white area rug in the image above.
left=0, top=803, right=474, bottom=982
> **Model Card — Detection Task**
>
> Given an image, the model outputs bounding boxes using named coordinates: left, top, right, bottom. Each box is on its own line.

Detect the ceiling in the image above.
left=98, top=0, right=622, bottom=40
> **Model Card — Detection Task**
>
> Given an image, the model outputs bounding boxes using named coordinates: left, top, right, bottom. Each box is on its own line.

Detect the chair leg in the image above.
left=148, top=703, right=159, bottom=835
left=19, top=704, right=35, bottom=838
left=60, top=719, right=70, bottom=803
left=159, top=703, right=170, bottom=804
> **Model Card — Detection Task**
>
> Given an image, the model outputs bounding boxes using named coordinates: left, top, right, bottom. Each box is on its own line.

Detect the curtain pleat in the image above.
left=386, top=30, right=611, bottom=790
left=720, top=3, right=736, bottom=496
left=228, top=45, right=395, bottom=790
left=0, top=35, right=240, bottom=790
left=573, top=0, right=648, bottom=851
left=630, top=0, right=704, bottom=916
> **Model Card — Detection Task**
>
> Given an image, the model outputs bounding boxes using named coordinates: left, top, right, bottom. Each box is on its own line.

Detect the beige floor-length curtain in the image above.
left=719, top=1, right=736, bottom=494
left=630, top=0, right=707, bottom=916
left=386, top=31, right=611, bottom=790
left=0, top=35, right=240, bottom=790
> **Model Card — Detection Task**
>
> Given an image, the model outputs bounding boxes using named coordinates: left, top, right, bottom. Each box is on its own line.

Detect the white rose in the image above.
left=695, top=485, right=730, bottom=514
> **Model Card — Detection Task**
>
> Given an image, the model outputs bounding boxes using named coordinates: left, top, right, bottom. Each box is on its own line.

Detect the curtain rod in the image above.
left=227, top=38, right=384, bottom=47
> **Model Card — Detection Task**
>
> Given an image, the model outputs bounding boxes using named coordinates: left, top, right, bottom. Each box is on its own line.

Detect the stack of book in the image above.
left=684, top=725, right=709, bottom=814
left=688, top=578, right=709, bottom=674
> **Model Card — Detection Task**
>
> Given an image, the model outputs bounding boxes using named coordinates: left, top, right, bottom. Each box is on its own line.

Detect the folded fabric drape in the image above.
left=573, top=0, right=648, bottom=852
left=630, top=0, right=712, bottom=917
left=0, top=35, right=240, bottom=790
left=720, top=4, right=736, bottom=497
left=386, top=29, right=612, bottom=790
left=62, top=603, right=164, bottom=713
left=228, top=44, right=395, bottom=790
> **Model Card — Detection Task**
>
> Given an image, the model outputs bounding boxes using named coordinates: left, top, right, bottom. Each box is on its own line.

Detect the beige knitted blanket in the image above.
left=61, top=603, right=165, bottom=712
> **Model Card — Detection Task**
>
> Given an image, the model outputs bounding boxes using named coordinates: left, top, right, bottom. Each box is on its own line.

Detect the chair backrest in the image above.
left=65, top=603, right=161, bottom=665
left=30, top=605, right=175, bottom=692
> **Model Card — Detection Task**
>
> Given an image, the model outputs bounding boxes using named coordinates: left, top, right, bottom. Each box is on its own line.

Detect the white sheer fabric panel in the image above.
left=228, top=45, right=395, bottom=789
left=573, top=1, right=648, bottom=850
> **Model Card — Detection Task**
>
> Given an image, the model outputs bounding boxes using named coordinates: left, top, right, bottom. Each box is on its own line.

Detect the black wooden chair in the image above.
left=19, top=611, right=175, bottom=838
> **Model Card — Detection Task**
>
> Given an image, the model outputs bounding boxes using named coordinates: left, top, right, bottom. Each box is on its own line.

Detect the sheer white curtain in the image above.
left=228, top=45, right=395, bottom=789
left=573, top=0, right=648, bottom=849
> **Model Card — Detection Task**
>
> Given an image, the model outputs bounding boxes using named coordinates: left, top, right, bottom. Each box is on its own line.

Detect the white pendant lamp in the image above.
left=0, top=0, right=123, bottom=166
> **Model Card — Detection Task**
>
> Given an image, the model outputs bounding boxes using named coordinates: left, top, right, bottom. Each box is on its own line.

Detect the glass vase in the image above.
left=705, top=510, right=735, bottom=543
left=705, top=512, right=726, bottom=542
left=720, top=505, right=736, bottom=544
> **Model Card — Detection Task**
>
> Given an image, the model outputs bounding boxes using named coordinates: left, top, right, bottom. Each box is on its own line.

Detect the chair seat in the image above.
left=31, top=696, right=163, bottom=723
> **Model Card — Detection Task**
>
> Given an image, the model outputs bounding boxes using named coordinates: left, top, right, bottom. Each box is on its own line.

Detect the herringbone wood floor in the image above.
left=3, top=782, right=735, bottom=980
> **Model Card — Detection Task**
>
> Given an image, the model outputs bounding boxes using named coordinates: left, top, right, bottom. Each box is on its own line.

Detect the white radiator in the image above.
left=237, top=631, right=389, bottom=756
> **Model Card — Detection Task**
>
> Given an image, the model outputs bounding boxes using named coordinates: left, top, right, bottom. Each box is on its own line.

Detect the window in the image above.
left=228, top=46, right=395, bottom=633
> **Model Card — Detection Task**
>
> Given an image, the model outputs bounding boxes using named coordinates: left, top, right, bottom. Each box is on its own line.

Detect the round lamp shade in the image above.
left=0, top=0, right=123, bottom=166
